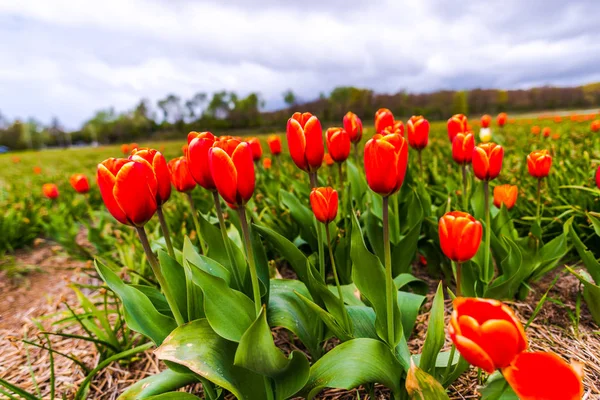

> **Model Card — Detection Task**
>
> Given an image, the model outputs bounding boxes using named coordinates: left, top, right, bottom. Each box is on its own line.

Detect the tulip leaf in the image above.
left=587, top=212, right=600, bottom=237
left=130, top=284, right=171, bottom=316
left=566, top=267, right=600, bottom=325
left=280, top=189, right=318, bottom=249
left=397, top=291, right=426, bottom=340
left=235, top=307, right=310, bottom=400
left=118, top=369, right=197, bottom=399
left=405, top=361, right=450, bottom=400
left=347, top=160, right=368, bottom=210
left=479, top=371, right=518, bottom=400
left=250, top=223, right=270, bottom=300
left=346, top=306, right=378, bottom=339
left=392, top=219, right=423, bottom=276
left=567, top=218, right=600, bottom=283
left=328, top=283, right=365, bottom=306
left=295, top=290, right=353, bottom=342
left=155, top=319, right=266, bottom=400
left=484, top=237, right=524, bottom=299
left=189, top=265, right=255, bottom=342
left=531, top=226, right=569, bottom=281
left=365, top=209, right=385, bottom=261
left=95, top=260, right=176, bottom=345
left=157, top=250, right=189, bottom=323
left=394, top=273, right=428, bottom=296
left=268, top=279, right=323, bottom=359
left=418, top=282, right=445, bottom=376
left=146, top=394, right=201, bottom=400
left=301, top=338, right=404, bottom=399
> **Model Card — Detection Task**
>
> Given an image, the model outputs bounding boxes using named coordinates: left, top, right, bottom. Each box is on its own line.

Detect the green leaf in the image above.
left=566, top=267, right=600, bottom=325
left=588, top=212, right=600, bottom=237
left=484, top=237, right=524, bottom=299
left=419, top=282, right=445, bottom=376
left=95, top=260, right=176, bottom=345
left=158, top=250, right=188, bottom=323
left=567, top=218, right=600, bottom=283
left=347, top=306, right=378, bottom=339
left=155, top=319, right=266, bottom=400
left=250, top=224, right=270, bottom=300
left=280, top=189, right=318, bottom=249
left=119, top=369, right=197, bottom=399
left=302, top=338, right=404, bottom=399
left=235, top=307, right=310, bottom=400
left=365, top=210, right=385, bottom=261
left=347, top=160, right=368, bottom=210
left=295, top=291, right=353, bottom=342
left=394, top=274, right=428, bottom=296
left=406, top=360, right=450, bottom=400
left=146, top=394, right=200, bottom=400
left=397, top=291, right=426, bottom=340
left=391, top=220, right=422, bottom=276
left=130, top=285, right=171, bottom=315
left=480, top=371, right=518, bottom=400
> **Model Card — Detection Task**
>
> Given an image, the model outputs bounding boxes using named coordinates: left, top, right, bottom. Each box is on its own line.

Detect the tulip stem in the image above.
left=185, top=192, right=208, bottom=255
left=338, top=163, right=345, bottom=193
left=325, top=224, right=349, bottom=330
left=156, top=206, right=175, bottom=258
left=536, top=178, right=542, bottom=222
left=442, top=344, right=457, bottom=384
left=275, top=154, right=281, bottom=179
left=212, top=191, right=243, bottom=291
left=353, top=143, right=359, bottom=166
left=418, top=149, right=424, bottom=181
left=382, top=196, right=395, bottom=346
left=237, top=206, right=262, bottom=316
left=483, top=181, right=491, bottom=282
left=454, top=261, right=462, bottom=296
left=461, top=164, right=469, bottom=211
left=310, top=172, right=327, bottom=279
left=135, top=226, right=185, bottom=326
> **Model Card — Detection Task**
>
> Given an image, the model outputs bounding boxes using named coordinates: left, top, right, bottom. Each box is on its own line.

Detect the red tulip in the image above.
left=596, top=165, right=600, bottom=190
left=209, top=140, right=255, bottom=208
left=481, top=114, right=491, bottom=128
left=121, top=144, right=130, bottom=155
left=247, top=137, right=263, bottom=161
left=591, top=120, right=600, bottom=132
left=130, top=148, right=171, bottom=205
left=364, top=133, right=409, bottom=197
left=448, top=297, right=527, bottom=373
left=447, top=114, right=468, bottom=142
left=182, top=144, right=189, bottom=157
left=527, top=150, right=552, bottom=179
left=343, top=111, right=363, bottom=143
left=382, top=120, right=404, bottom=137
left=310, top=187, right=338, bottom=224
left=472, top=143, right=504, bottom=181
left=438, top=211, right=482, bottom=262
left=130, top=143, right=140, bottom=152
left=263, top=158, right=272, bottom=169
left=267, top=135, right=282, bottom=155
left=493, top=184, right=518, bottom=210
left=452, top=132, right=475, bottom=164
left=187, top=131, right=217, bottom=191
left=406, top=115, right=429, bottom=150
left=69, top=174, right=90, bottom=194
left=326, top=127, right=351, bottom=163
left=324, top=153, right=334, bottom=166
left=286, top=112, right=324, bottom=173
left=97, top=157, right=157, bottom=226
left=503, top=352, right=583, bottom=400
left=375, top=108, right=395, bottom=134
left=542, top=127, right=551, bottom=138
left=33, top=166, right=42, bottom=175
left=497, top=112, right=508, bottom=127
left=168, top=157, right=196, bottom=193
left=531, top=126, right=540, bottom=135
left=42, top=183, right=59, bottom=199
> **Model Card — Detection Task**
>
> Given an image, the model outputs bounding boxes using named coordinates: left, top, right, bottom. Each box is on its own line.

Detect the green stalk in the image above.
left=310, top=172, right=326, bottom=279
left=453, top=261, right=462, bottom=296
left=418, top=149, right=424, bottom=180
left=325, top=224, right=349, bottom=330
left=353, top=143, right=359, bottom=165
left=536, top=178, right=542, bottom=222
left=156, top=206, right=174, bottom=258
left=338, top=162, right=345, bottom=193
left=212, top=191, right=243, bottom=291
left=237, top=206, right=262, bottom=316
left=185, top=192, right=208, bottom=255
left=382, top=196, right=395, bottom=346
left=136, top=226, right=185, bottom=326
left=483, top=181, right=491, bottom=282
left=461, top=164, right=468, bottom=211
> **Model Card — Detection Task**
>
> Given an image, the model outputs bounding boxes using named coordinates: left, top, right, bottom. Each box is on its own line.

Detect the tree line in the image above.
left=1, top=83, right=600, bottom=150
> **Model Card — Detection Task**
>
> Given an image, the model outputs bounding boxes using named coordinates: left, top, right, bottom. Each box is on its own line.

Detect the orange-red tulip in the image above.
left=286, top=112, right=324, bottom=173
left=326, top=128, right=351, bottom=163
left=472, top=143, right=503, bottom=181
left=480, top=114, right=491, bottom=128
left=364, top=133, right=409, bottom=197
left=42, top=183, right=59, bottom=200
left=324, top=153, right=334, bottom=166
left=591, top=120, right=600, bottom=132
left=97, top=157, right=157, bottom=226
left=121, top=144, right=130, bottom=155
left=452, top=132, right=475, bottom=165
left=447, top=114, right=468, bottom=142
left=503, top=352, right=583, bottom=400
left=448, top=297, right=527, bottom=373
left=267, top=135, right=282, bottom=155
left=382, top=120, right=404, bottom=137
left=438, top=212, right=482, bottom=262
left=493, top=184, right=518, bottom=210
left=542, top=127, right=551, bottom=138
left=247, top=137, right=263, bottom=161
left=70, top=174, right=90, bottom=194
left=12, top=156, right=20, bottom=164
left=209, top=140, right=255, bottom=208
left=168, top=157, right=196, bottom=193
left=263, top=158, right=272, bottom=169
left=406, top=115, right=429, bottom=150
left=527, top=150, right=552, bottom=179
left=374, top=108, right=395, bottom=134
left=343, top=111, right=363, bottom=143
left=553, top=115, right=562, bottom=123
left=187, top=131, right=217, bottom=191
left=531, top=125, right=540, bottom=135
left=33, top=166, right=42, bottom=175
left=130, top=148, right=171, bottom=205
left=130, top=143, right=139, bottom=152
left=310, top=187, right=338, bottom=224
left=497, top=112, right=508, bottom=127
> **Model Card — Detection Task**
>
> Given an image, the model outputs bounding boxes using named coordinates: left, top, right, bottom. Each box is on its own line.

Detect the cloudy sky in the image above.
left=1, top=0, right=599, bottom=128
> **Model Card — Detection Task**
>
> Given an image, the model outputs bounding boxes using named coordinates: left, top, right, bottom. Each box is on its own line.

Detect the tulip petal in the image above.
left=113, top=161, right=158, bottom=226
left=478, top=319, right=521, bottom=368
left=232, top=143, right=255, bottom=204
left=452, top=334, right=495, bottom=374
left=209, top=147, right=238, bottom=205
left=286, top=118, right=308, bottom=171
left=304, top=116, right=324, bottom=170
left=97, top=163, right=129, bottom=225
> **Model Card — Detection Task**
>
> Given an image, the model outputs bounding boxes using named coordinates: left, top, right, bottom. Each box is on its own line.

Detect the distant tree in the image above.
left=157, top=94, right=183, bottom=123
left=452, top=91, right=469, bottom=116
left=282, top=89, right=296, bottom=107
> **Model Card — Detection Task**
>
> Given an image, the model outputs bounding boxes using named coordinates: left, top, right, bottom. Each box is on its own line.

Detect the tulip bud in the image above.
left=447, top=114, right=468, bottom=142
left=69, top=174, right=90, bottom=194
left=591, top=120, right=600, bottom=132
left=97, top=157, right=158, bottom=226
left=121, top=144, right=130, bottom=155
left=209, top=140, right=255, bottom=208
left=497, top=112, right=508, bottom=127
left=493, top=184, right=518, bottom=210
left=246, top=137, right=263, bottom=161
left=527, top=150, right=552, bottom=179
left=364, top=133, right=409, bottom=197
left=42, top=183, right=59, bottom=200
left=406, top=116, right=429, bottom=150
left=452, top=132, right=475, bottom=165
left=481, top=114, right=491, bottom=128
left=286, top=112, right=324, bottom=173
left=472, top=143, right=504, bottom=181
left=375, top=108, right=395, bottom=134
left=187, top=131, right=217, bottom=191
left=324, top=153, right=334, bottom=166
left=310, top=187, right=338, bottom=224
left=449, top=297, right=527, bottom=373
left=438, top=211, right=482, bottom=262
left=479, top=128, right=492, bottom=143
left=168, top=157, right=196, bottom=193
left=405, top=359, right=448, bottom=400
left=503, top=352, right=583, bottom=400
left=343, top=111, right=363, bottom=144
left=326, top=127, right=351, bottom=163
left=130, top=148, right=171, bottom=205
left=267, top=135, right=282, bottom=155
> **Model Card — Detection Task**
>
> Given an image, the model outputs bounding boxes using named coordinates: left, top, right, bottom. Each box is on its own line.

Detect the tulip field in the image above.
left=1, top=110, right=600, bottom=399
